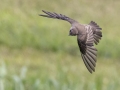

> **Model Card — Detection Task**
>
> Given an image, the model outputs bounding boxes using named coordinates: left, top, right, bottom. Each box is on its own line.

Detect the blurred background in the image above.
left=0, top=0, right=120, bottom=90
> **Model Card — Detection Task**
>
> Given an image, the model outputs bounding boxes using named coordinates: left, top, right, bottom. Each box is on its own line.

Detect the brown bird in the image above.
left=39, top=10, right=102, bottom=73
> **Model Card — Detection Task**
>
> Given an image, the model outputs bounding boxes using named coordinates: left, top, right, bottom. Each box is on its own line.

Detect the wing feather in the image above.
left=39, top=10, right=77, bottom=24
left=77, top=25, right=97, bottom=73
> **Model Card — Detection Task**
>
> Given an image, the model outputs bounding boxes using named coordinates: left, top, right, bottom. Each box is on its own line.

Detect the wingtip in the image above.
left=89, top=70, right=93, bottom=74
left=39, top=10, right=48, bottom=17
left=39, top=14, right=49, bottom=17
left=42, top=10, right=46, bottom=13
left=38, top=14, right=42, bottom=16
left=39, top=14, right=44, bottom=17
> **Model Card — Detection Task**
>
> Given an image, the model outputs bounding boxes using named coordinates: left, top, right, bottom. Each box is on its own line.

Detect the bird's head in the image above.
left=69, top=27, right=78, bottom=36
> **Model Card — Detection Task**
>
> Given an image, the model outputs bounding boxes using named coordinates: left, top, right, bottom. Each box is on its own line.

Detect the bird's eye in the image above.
left=70, top=29, right=72, bottom=32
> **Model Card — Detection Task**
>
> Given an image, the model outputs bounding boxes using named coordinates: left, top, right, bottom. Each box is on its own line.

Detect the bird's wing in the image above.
left=77, top=26, right=97, bottom=73
left=89, top=21, right=102, bottom=45
left=39, top=10, right=77, bottom=24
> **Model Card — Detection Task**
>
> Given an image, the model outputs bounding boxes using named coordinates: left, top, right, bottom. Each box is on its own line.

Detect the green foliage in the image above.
left=0, top=0, right=120, bottom=89
left=0, top=0, right=120, bottom=58
left=0, top=51, right=120, bottom=90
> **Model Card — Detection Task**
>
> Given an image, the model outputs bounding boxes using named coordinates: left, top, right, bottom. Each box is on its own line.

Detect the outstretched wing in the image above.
left=89, top=21, right=102, bottom=45
left=39, top=10, right=77, bottom=24
left=77, top=25, right=97, bottom=73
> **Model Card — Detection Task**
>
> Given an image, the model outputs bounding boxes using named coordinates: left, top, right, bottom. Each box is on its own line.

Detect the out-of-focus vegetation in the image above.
left=0, top=0, right=120, bottom=90
left=0, top=50, right=120, bottom=90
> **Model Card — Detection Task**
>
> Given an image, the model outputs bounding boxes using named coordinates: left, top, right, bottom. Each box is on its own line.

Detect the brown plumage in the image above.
left=39, top=10, right=102, bottom=73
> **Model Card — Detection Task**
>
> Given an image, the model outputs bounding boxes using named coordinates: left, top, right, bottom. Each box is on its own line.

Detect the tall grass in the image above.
left=0, top=51, right=120, bottom=90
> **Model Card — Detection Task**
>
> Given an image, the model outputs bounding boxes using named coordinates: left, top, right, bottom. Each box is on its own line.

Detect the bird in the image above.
left=39, top=10, right=102, bottom=73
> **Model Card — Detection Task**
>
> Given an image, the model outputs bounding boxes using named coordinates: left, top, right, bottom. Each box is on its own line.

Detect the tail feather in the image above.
left=89, top=21, right=102, bottom=45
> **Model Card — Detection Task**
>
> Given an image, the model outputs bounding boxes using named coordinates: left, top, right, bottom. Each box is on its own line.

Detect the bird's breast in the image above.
left=77, top=34, right=87, bottom=43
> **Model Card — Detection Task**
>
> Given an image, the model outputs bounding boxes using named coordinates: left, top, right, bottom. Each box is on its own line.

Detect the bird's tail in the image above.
left=39, top=10, right=77, bottom=24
